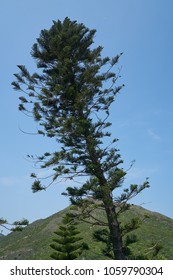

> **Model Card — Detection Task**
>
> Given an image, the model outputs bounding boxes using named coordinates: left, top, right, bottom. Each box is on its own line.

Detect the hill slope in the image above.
left=0, top=205, right=173, bottom=260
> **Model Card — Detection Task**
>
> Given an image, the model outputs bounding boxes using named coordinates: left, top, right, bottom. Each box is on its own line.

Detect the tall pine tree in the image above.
left=12, top=17, right=149, bottom=259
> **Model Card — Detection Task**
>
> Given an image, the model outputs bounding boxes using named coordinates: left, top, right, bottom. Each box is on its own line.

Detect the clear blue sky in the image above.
left=1, top=0, right=173, bottom=232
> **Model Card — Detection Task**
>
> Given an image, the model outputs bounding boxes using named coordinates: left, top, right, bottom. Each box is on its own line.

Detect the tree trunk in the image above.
left=99, top=176, right=125, bottom=260
left=87, top=144, right=125, bottom=259
left=103, top=196, right=125, bottom=259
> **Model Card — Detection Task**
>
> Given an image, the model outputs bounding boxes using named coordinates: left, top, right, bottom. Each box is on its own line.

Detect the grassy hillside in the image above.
left=0, top=205, right=173, bottom=260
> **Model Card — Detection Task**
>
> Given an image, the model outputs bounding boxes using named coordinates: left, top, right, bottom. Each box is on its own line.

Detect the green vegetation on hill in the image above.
left=0, top=205, right=173, bottom=260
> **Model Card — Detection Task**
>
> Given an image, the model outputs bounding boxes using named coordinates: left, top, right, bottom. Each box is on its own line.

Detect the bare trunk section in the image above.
left=103, top=196, right=125, bottom=259
left=98, top=175, right=125, bottom=260
left=86, top=139, right=125, bottom=259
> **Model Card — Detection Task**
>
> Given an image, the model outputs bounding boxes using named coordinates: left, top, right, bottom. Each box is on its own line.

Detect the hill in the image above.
left=0, top=205, right=173, bottom=260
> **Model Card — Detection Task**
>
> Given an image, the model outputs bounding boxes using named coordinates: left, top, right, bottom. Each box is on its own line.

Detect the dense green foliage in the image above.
left=0, top=205, right=172, bottom=260
left=50, top=214, right=88, bottom=259
left=12, top=17, right=149, bottom=259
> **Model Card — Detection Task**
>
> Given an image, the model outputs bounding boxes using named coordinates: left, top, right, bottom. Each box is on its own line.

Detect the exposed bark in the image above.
left=86, top=134, right=125, bottom=259
left=98, top=174, right=125, bottom=259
